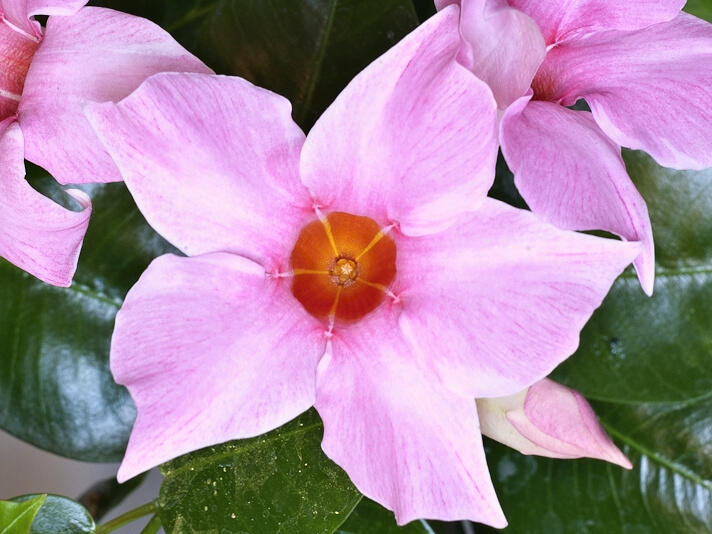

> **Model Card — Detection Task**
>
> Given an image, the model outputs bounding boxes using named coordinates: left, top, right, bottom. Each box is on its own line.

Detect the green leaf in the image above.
left=336, top=498, right=434, bottom=534
left=0, top=495, right=46, bottom=534
left=158, top=410, right=361, bottom=534
left=12, top=495, right=95, bottom=534
left=0, top=179, right=174, bottom=461
left=554, top=151, right=712, bottom=403
left=484, top=151, right=712, bottom=531
left=95, top=0, right=420, bottom=131
left=685, top=0, right=712, bottom=22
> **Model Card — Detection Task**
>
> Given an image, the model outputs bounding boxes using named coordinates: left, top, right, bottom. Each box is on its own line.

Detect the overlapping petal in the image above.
left=1, top=0, right=89, bottom=38
left=396, top=198, right=640, bottom=398
left=537, top=13, right=712, bottom=170
left=18, top=7, right=212, bottom=185
left=509, top=0, right=684, bottom=44
left=316, top=307, right=506, bottom=527
left=300, top=6, right=498, bottom=236
left=451, top=0, right=545, bottom=108
left=85, top=73, right=313, bottom=268
left=112, top=253, right=326, bottom=482
left=0, top=119, right=90, bottom=286
left=500, top=98, right=654, bottom=294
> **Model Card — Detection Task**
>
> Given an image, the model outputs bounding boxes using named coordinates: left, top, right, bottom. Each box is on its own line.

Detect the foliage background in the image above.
left=1, top=1, right=711, bottom=532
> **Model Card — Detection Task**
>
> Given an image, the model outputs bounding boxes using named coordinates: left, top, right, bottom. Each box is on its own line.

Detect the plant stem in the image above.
left=140, top=514, right=162, bottom=534
left=95, top=500, right=159, bottom=534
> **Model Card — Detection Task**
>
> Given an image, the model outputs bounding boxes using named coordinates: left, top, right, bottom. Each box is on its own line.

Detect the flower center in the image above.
left=0, top=16, right=39, bottom=120
left=290, top=212, right=396, bottom=323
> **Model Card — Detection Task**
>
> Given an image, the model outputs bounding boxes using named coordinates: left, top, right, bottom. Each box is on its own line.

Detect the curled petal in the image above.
left=85, top=73, right=312, bottom=267
left=112, top=253, right=326, bottom=482
left=18, top=6, right=212, bottom=184
left=536, top=13, right=712, bottom=170
left=396, top=198, right=640, bottom=398
left=458, top=0, right=546, bottom=108
left=317, top=307, right=506, bottom=527
left=1, top=0, right=89, bottom=38
left=300, top=6, right=498, bottom=236
left=478, top=378, right=632, bottom=469
left=500, top=98, right=654, bottom=295
left=0, top=119, right=90, bottom=286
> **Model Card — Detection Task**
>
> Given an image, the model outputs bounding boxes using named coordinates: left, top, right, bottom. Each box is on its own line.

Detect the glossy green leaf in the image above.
left=158, top=410, right=361, bottom=534
left=336, top=498, right=434, bottom=534
left=481, top=151, right=712, bottom=531
left=12, top=495, right=95, bottom=534
left=0, top=495, right=46, bottom=534
left=0, top=179, right=174, bottom=461
left=685, top=0, right=712, bottom=22
left=96, top=0, right=420, bottom=130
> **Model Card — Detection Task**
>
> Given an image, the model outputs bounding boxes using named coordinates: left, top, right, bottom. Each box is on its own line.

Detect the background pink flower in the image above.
left=0, top=0, right=210, bottom=285
left=438, top=0, right=711, bottom=297
left=86, top=8, right=640, bottom=527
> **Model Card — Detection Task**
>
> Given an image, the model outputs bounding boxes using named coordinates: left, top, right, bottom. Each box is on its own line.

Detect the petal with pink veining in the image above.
left=316, top=307, right=506, bottom=527
left=396, top=198, right=640, bottom=398
left=456, top=0, right=545, bottom=108
left=300, top=6, right=497, bottom=236
left=0, top=119, right=90, bottom=287
left=85, top=73, right=313, bottom=268
left=112, top=252, right=326, bottom=482
left=1, top=0, right=88, bottom=37
left=513, top=379, right=632, bottom=468
left=536, top=13, right=712, bottom=170
left=18, top=6, right=212, bottom=185
left=0, top=9, right=37, bottom=120
left=500, top=98, right=654, bottom=295
left=509, top=0, right=684, bottom=44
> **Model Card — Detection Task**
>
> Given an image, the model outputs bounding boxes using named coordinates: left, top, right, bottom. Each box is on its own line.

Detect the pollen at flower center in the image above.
left=290, top=212, right=396, bottom=323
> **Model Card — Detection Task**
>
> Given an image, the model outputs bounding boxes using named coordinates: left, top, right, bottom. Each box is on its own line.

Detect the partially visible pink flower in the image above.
left=438, top=0, right=710, bottom=297
left=478, top=378, right=632, bottom=468
left=86, top=8, right=639, bottom=526
left=0, top=0, right=210, bottom=285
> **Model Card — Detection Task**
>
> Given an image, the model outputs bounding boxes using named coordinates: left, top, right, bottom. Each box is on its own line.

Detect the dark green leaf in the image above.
left=94, top=0, right=420, bottom=131
left=12, top=495, right=95, bottom=534
left=336, top=498, right=434, bottom=534
left=0, top=180, right=174, bottom=461
left=0, top=495, right=46, bottom=534
left=480, top=395, right=712, bottom=533
left=158, top=410, right=361, bottom=534
left=685, top=0, right=712, bottom=22
left=486, top=151, right=712, bottom=531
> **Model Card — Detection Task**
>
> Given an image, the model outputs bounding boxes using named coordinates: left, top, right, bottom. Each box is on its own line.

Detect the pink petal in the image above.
left=509, top=0, right=684, bottom=44
left=17, top=6, right=211, bottom=185
left=396, top=198, right=641, bottom=398
left=300, top=6, right=498, bottom=237
left=508, top=379, right=631, bottom=468
left=85, top=73, right=313, bottom=268
left=500, top=98, right=654, bottom=295
left=0, top=8, right=37, bottom=119
left=0, top=118, right=90, bottom=286
left=316, top=307, right=506, bottom=527
left=1, top=0, right=88, bottom=37
left=112, top=252, right=326, bottom=482
left=457, top=0, right=546, bottom=108
left=477, top=379, right=632, bottom=468
left=537, top=13, right=712, bottom=170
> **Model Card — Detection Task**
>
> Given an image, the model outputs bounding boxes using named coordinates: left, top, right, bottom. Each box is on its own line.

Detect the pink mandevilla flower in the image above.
left=86, top=8, right=640, bottom=527
left=0, top=0, right=209, bottom=286
left=437, top=0, right=712, bottom=297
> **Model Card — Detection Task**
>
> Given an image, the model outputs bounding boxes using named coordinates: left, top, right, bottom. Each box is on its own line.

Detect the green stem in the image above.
left=95, top=501, right=159, bottom=534
left=140, top=514, right=162, bottom=534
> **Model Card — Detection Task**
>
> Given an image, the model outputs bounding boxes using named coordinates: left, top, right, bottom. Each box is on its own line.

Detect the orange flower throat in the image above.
left=290, top=212, right=397, bottom=323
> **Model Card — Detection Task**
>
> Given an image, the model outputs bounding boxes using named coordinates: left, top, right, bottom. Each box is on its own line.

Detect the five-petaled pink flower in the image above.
left=0, top=0, right=209, bottom=286
left=437, top=0, right=712, bottom=297
left=87, top=9, right=639, bottom=527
